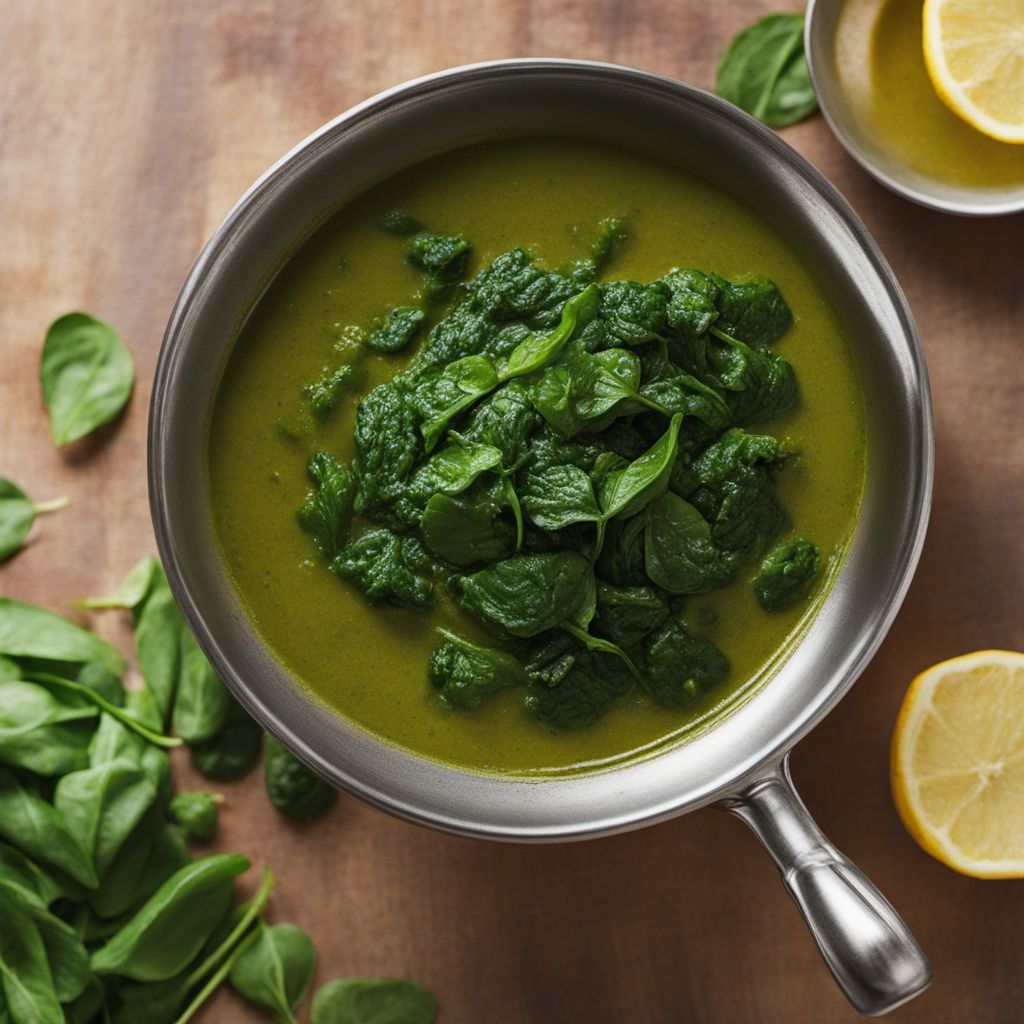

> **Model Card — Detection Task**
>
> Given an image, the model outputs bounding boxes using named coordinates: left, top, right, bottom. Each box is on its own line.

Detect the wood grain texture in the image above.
left=2, top=0, right=1023, bottom=1021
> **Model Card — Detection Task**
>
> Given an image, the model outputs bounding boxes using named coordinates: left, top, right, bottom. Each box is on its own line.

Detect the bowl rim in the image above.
left=150, top=57, right=934, bottom=839
left=805, top=0, right=1024, bottom=217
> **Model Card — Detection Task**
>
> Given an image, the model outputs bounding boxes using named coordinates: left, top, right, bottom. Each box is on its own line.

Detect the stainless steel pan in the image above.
left=150, top=59, right=934, bottom=1016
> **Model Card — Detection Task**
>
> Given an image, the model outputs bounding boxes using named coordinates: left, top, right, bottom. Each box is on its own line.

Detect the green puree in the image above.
left=836, top=0, right=1024, bottom=189
left=208, top=139, right=865, bottom=775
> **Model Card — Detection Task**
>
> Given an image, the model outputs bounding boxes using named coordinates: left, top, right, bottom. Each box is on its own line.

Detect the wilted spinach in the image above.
left=40, top=313, right=134, bottom=446
left=756, top=537, right=820, bottom=611
left=716, top=13, right=818, bottom=128
left=297, top=231, right=818, bottom=730
left=428, top=629, right=526, bottom=708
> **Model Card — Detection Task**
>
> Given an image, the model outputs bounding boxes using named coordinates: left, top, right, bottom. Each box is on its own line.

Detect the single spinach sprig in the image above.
left=716, top=13, right=818, bottom=128
left=229, top=920, right=316, bottom=1024
left=0, top=478, right=67, bottom=563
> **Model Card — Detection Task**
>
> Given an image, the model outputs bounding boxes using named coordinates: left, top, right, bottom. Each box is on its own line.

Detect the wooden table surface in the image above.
left=3, top=1, right=1022, bottom=1021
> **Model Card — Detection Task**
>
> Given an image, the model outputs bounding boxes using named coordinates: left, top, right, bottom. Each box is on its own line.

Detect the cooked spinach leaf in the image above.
left=305, top=365, right=358, bottom=420
left=408, top=233, right=471, bottom=301
left=644, top=492, right=739, bottom=594
left=298, top=453, right=356, bottom=560
left=40, top=312, right=134, bottom=446
left=368, top=306, right=426, bottom=354
left=755, top=537, right=820, bottom=611
left=460, top=552, right=595, bottom=638
left=716, top=13, right=818, bottom=128
left=428, top=629, right=527, bottom=709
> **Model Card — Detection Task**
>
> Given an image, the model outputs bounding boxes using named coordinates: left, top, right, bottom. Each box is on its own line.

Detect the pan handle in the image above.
left=718, top=755, right=931, bottom=1017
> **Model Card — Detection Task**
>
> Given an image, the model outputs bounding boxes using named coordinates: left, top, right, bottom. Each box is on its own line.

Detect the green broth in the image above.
left=836, top=0, right=1024, bottom=190
left=207, top=138, right=866, bottom=775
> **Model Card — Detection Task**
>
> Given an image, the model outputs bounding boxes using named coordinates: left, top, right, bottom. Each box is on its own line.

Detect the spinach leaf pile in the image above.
left=298, top=230, right=823, bottom=730
left=0, top=590, right=438, bottom=1023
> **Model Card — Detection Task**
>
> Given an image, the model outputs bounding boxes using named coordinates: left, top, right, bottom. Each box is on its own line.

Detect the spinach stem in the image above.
left=24, top=671, right=183, bottom=748
left=31, top=495, right=69, bottom=514
left=561, top=622, right=643, bottom=683
left=185, top=865, right=273, bottom=989
left=501, top=475, right=524, bottom=553
left=172, top=939, right=250, bottom=1024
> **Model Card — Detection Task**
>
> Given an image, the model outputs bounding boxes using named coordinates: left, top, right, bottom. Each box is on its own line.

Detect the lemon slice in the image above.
left=891, top=650, right=1024, bottom=878
left=923, top=0, right=1024, bottom=143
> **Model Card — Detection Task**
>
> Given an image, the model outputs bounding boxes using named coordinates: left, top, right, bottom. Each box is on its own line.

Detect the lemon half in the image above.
left=892, top=650, right=1024, bottom=878
left=923, top=0, right=1024, bottom=143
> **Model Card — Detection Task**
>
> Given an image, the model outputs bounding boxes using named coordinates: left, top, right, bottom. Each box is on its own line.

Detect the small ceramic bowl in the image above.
left=806, top=0, right=1024, bottom=216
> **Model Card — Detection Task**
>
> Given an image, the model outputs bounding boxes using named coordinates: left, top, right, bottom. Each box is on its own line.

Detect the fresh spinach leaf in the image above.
left=0, top=879, right=91, bottom=1002
left=90, top=853, right=249, bottom=981
left=229, top=921, right=316, bottom=1024
left=54, top=760, right=157, bottom=877
left=80, top=556, right=160, bottom=611
left=169, top=792, right=221, bottom=842
left=520, top=464, right=601, bottom=533
left=40, top=312, right=134, bottom=446
left=0, top=598, right=124, bottom=675
left=0, top=767, right=96, bottom=888
left=264, top=737, right=337, bottom=822
left=409, top=439, right=503, bottom=501
left=0, top=891, right=65, bottom=1024
left=311, top=978, right=438, bottom=1024
left=755, top=537, right=820, bottom=611
left=189, top=699, right=263, bottom=781
left=428, top=629, right=527, bottom=709
left=716, top=13, right=817, bottom=128
left=0, top=679, right=96, bottom=775
left=0, top=479, right=67, bottom=563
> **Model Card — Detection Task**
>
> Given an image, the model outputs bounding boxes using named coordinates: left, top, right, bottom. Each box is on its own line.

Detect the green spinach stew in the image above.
left=208, top=139, right=866, bottom=774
